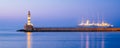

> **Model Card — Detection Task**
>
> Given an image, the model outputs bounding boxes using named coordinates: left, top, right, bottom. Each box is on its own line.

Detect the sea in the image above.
left=0, top=28, right=120, bottom=48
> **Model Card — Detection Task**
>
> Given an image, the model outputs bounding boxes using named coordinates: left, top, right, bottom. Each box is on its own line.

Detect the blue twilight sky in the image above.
left=0, top=0, right=120, bottom=29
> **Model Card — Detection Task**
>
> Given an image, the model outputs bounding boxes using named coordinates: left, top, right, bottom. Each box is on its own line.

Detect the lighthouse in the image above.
left=27, top=11, right=32, bottom=25
left=24, top=11, right=34, bottom=31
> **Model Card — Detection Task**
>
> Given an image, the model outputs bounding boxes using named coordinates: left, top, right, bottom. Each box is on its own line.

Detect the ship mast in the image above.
left=81, top=16, right=84, bottom=24
left=101, top=13, right=105, bottom=23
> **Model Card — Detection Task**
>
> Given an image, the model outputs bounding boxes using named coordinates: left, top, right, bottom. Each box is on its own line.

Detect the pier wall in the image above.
left=27, top=28, right=120, bottom=32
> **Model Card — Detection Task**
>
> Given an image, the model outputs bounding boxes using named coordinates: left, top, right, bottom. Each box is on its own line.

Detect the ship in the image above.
left=78, top=20, right=113, bottom=28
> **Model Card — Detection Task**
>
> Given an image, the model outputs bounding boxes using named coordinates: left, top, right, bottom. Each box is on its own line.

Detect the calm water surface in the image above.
left=0, top=30, right=120, bottom=48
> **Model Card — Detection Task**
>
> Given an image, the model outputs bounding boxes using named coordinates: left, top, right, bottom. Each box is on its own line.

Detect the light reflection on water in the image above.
left=86, top=33, right=89, bottom=48
left=102, top=32, right=104, bottom=48
left=0, top=31, right=120, bottom=48
left=27, top=32, right=31, bottom=48
left=81, top=33, right=83, bottom=48
left=27, top=32, right=104, bottom=48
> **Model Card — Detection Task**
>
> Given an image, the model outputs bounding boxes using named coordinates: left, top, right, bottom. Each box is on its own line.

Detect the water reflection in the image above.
left=81, top=33, right=83, bottom=48
left=27, top=32, right=31, bottom=48
left=25, top=32, right=105, bottom=48
left=86, top=33, right=89, bottom=48
left=102, top=32, right=104, bottom=48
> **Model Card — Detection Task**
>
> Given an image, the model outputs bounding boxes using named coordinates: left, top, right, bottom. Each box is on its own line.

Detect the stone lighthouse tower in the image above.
left=24, top=11, right=34, bottom=31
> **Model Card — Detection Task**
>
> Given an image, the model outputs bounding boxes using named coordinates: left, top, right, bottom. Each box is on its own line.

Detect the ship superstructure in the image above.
left=78, top=20, right=113, bottom=28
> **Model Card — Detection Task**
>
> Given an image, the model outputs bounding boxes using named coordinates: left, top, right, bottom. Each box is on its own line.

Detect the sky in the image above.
left=0, top=0, right=120, bottom=29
